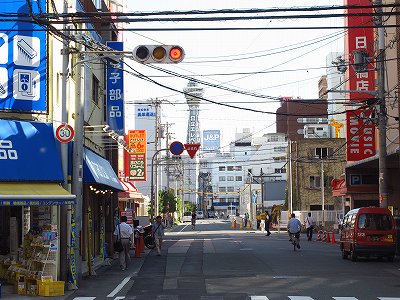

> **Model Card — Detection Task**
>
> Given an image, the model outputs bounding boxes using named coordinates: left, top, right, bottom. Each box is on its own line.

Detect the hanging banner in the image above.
left=128, top=130, right=146, bottom=154
left=68, top=207, right=77, bottom=287
left=129, top=153, right=146, bottom=181
left=345, top=0, right=376, bottom=161
left=106, top=42, right=124, bottom=135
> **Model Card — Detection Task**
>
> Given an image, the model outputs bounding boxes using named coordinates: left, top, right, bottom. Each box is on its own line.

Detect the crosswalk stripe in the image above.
left=378, top=298, right=400, bottom=300
left=288, top=297, right=314, bottom=300
left=333, top=298, right=358, bottom=300
left=73, top=298, right=96, bottom=300
left=249, top=297, right=269, bottom=300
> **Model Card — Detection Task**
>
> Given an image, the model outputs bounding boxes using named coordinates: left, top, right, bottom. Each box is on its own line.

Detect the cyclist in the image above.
left=287, top=213, right=301, bottom=249
left=191, top=211, right=196, bottom=230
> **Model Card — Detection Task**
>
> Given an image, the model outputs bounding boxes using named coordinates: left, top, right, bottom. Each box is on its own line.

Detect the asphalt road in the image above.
left=63, top=218, right=400, bottom=300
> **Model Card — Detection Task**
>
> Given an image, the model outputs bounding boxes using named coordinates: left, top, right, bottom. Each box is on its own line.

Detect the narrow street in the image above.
left=60, top=220, right=400, bottom=300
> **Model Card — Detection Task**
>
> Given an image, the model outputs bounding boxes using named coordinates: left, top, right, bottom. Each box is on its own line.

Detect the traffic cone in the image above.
left=134, top=239, right=141, bottom=258
left=326, top=231, right=331, bottom=243
left=140, top=234, right=145, bottom=253
left=331, top=231, right=336, bottom=244
left=233, top=219, right=237, bottom=229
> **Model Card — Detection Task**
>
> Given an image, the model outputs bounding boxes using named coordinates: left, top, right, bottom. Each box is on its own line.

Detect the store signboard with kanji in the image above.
left=345, top=0, right=376, bottom=161
left=129, top=153, right=146, bottom=181
left=128, top=130, right=146, bottom=154
left=120, top=210, right=134, bottom=225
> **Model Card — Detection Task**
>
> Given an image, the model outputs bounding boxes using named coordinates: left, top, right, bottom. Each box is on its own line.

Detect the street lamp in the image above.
left=150, top=148, right=169, bottom=220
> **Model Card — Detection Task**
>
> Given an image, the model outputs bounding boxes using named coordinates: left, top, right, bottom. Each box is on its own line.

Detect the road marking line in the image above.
left=114, top=297, right=125, bottom=300
left=333, top=298, right=358, bottom=300
left=249, top=296, right=269, bottom=300
left=378, top=298, right=400, bottom=300
left=288, top=297, right=314, bottom=300
left=178, top=224, right=189, bottom=233
left=107, top=277, right=131, bottom=298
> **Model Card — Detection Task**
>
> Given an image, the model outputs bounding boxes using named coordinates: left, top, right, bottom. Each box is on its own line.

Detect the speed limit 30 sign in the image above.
left=56, top=124, right=75, bottom=143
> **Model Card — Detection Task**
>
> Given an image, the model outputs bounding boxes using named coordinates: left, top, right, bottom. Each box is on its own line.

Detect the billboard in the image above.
left=202, top=130, right=221, bottom=152
left=0, top=0, right=47, bottom=112
left=127, top=130, right=147, bottom=181
left=345, top=0, right=376, bottom=161
left=106, top=42, right=124, bottom=135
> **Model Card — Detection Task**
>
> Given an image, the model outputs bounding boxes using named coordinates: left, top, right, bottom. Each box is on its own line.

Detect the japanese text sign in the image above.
left=128, top=130, right=147, bottom=155
left=129, top=154, right=146, bottom=181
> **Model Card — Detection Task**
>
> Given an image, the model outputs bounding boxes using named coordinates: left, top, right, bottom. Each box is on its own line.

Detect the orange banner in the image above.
left=128, top=130, right=147, bottom=155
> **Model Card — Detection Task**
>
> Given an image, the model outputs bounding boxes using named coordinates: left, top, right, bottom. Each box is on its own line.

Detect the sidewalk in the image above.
left=1, top=248, right=150, bottom=299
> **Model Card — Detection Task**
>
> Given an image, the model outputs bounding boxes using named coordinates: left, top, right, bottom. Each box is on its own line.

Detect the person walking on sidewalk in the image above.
left=265, top=210, right=271, bottom=236
left=152, top=215, right=166, bottom=256
left=113, top=215, right=133, bottom=271
left=305, top=212, right=314, bottom=241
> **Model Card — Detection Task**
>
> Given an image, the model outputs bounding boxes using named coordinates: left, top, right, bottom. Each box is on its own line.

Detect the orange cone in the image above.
left=134, top=239, right=141, bottom=258
left=331, top=231, right=336, bottom=244
left=140, top=234, right=145, bottom=253
left=326, top=231, right=331, bottom=243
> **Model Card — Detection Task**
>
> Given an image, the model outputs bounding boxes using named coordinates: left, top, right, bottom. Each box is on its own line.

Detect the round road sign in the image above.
left=170, top=141, right=184, bottom=155
left=56, top=124, right=75, bottom=143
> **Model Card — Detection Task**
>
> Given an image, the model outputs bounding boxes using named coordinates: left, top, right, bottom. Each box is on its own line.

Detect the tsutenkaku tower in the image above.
left=184, top=80, right=203, bottom=144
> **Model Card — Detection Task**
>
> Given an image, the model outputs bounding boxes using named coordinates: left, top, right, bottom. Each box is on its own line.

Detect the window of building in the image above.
left=92, top=74, right=100, bottom=106
left=236, top=176, right=242, bottom=181
left=218, top=187, right=226, bottom=192
left=315, top=147, right=332, bottom=159
left=219, top=176, right=226, bottom=181
left=227, top=166, right=234, bottom=171
left=275, top=168, right=286, bottom=173
left=219, top=166, right=225, bottom=171
left=274, top=146, right=287, bottom=152
left=227, top=176, right=234, bottom=181
left=236, top=166, right=242, bottom=171
left=227, top=186, right=235, bottom=192
left=310, top=176, right=321, bottom=188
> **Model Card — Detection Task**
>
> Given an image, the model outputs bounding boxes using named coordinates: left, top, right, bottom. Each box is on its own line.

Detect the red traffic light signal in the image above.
left=133, top=45, right=185, bottom=64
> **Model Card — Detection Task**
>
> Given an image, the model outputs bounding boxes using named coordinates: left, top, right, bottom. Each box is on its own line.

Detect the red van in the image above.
left=340, top=207, right=396, bottom=261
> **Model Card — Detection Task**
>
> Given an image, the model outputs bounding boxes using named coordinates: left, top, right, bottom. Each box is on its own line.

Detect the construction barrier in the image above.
left=134, top=238, right=141, bottom=258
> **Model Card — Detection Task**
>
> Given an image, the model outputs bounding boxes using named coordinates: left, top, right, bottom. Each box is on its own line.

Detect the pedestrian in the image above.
left=265, top=210, right=271, bottom=236
left=191, top=211, right=196, bottom=230
left=305, top=212, right=314, bottom=241
left=244, top=212, right=249, bottom=227
left=113, top=215, right=133, bottom=271
left=152, top=215, right=166, bottom=256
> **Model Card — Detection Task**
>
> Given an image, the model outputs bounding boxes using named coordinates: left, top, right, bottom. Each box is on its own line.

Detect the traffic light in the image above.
left=132, top=45, right=185, bottom=64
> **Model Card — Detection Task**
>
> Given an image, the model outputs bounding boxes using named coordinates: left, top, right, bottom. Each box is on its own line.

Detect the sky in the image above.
left=122, top=1, right=344, bottom=149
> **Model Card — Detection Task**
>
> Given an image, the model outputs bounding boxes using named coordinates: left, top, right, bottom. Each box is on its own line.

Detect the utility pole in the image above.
left=152, top=99, right=162, bottom=217
left=321, top=159, right=325, bottom=224
left=375, top=0, right=388, bottom=208
left=260, top=168, right=264, bottom=212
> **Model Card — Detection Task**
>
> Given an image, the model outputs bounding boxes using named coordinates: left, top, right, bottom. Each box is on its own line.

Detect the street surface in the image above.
left=63, top=219, right=400, bottom=300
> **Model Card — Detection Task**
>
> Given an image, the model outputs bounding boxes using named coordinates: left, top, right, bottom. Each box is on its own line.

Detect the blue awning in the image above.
left=0, top=119, right=63, bottom=181
left=83, top=148, right=124, bottom=191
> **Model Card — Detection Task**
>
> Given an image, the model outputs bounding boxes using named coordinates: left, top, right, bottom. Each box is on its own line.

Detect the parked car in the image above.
left=340, top=207, right=396, bottom=261
left=182, top=212, right=192, bottom=222
left=196, top=211, right=204, bottom=219
left=207, top=211, right=215, bottom=218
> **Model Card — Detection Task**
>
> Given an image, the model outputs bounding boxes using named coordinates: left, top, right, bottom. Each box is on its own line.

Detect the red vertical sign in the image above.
left=345, top=0, right=376, bottom=161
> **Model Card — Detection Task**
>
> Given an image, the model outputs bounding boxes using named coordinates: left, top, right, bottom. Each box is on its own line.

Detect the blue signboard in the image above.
left=106, top=42, right=124, bottom=135
left=0, top=0, right=47, bottom=112
left=203, top=130, right=221, bottom=152
left=0, top=119, right=63, bottom=181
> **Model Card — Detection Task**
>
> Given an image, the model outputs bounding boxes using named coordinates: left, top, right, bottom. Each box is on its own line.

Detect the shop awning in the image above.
left=0, top=183, right=76, bottom=206
left=119, top=180, right=144, bottom=200
left=0, top=119, right=63, bottom=181
left=83, top=148, right=124, bottom=191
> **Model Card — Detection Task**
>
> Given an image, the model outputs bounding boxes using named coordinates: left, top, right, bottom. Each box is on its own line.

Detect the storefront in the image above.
left=118, top=179, right=145, bottom=216
left=0, top=119, right=75, bottom=296
left=81, top=147, right=124, bottom=273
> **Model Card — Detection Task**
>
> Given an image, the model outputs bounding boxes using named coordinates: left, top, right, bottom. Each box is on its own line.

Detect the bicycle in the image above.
left=290, top=231, right=301, bottom=251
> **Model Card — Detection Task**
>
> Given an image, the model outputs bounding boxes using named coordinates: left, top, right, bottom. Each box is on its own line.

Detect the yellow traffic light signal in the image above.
left=133, top=45, right=185, bottom=64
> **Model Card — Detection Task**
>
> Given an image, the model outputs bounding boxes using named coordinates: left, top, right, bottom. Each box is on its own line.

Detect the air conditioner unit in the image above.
left=304, top=124, right=330, bottom=139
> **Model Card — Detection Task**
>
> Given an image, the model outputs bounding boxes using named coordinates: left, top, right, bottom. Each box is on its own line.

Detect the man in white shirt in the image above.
left=113, top=216, right=133, bottom=270
left=305, top=212, right=314, bottom=241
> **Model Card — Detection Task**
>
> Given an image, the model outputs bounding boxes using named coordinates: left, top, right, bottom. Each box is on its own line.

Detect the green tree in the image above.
left=159, top=189, right=177, bottom=213
left=184, top=202, right=197, bottom=213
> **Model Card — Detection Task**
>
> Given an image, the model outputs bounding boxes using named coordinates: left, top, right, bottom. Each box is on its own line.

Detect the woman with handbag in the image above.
left=113, top=216, right=133, bottom=270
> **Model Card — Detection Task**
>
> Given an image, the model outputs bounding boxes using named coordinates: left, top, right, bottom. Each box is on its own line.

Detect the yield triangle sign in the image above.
left=184, top=143, right=201, bottom=159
